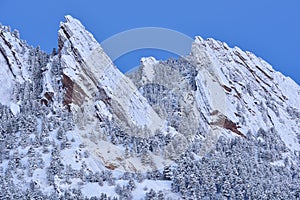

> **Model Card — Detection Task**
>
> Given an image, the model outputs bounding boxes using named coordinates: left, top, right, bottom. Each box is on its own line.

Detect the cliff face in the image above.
left=189, top=36, right=300, bottom=151
left=58, top=16, right=165, bottom=135
left=0, top=16, right=300, bottom=199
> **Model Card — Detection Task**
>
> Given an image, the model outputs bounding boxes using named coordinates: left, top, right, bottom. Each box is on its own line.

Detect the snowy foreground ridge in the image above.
left=0, top=15, right=300, bottom=199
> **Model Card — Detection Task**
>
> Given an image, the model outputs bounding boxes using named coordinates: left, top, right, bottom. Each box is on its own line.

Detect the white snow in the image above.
left=81, top=182, right=118, bottom=198
left=132, top=179, right=178, bottom=199
left=270, top=160, right=285, bottom=167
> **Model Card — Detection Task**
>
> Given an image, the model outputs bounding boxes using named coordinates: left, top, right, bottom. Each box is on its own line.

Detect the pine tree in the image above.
left=163, top=166, right=172, bottom=180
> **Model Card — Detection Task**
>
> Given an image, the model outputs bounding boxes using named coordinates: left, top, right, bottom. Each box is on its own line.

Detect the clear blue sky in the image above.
left=0, top=0, right=299, bottom=84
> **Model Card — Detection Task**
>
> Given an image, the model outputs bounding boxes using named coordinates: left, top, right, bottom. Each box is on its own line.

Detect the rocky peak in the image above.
left=58, top=16, right=166, bottom=136
left=189, top=36, right=300, bottom=151
left=1, top=15, right=300, bottom=199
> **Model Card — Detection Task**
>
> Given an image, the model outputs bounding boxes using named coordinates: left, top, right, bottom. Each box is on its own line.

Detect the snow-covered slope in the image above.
left=0, top=16, right=300, bottom=199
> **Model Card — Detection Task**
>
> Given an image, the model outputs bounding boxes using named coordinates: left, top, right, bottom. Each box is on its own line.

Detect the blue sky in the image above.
left=0, top=0, right=299, bottom=84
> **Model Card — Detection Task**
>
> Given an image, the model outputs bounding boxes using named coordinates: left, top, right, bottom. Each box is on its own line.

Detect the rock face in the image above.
left=0, top=16, right=300, bottom=199
left=59, top=16, right=164, bottom=134
left=190, top=36, right=300, bottom=151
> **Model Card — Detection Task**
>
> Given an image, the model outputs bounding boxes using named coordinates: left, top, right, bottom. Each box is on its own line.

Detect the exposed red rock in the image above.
left=62, top=74, right=87, bottom=109
left=210, top=110, right=246, bottom=138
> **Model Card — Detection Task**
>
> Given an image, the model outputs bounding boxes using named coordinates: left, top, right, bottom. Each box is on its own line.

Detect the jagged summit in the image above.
left=59, top=15, right=100, bottom=60
left=58, top=15, right=166, bottom=134
left=0, top=15, right=300, bottom=199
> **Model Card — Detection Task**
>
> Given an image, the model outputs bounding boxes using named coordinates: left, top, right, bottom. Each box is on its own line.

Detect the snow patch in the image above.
left=10, top=102, right=20, bottom=116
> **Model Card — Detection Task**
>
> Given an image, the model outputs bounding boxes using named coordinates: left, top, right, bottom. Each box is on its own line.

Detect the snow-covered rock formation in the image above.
left=59, top=16, right=164, bottom=134
left=0, top=16, right=300, bottom=199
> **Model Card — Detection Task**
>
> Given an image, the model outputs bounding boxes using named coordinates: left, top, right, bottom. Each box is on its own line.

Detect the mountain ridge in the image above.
left=0, top=15, right=300, bottom=199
